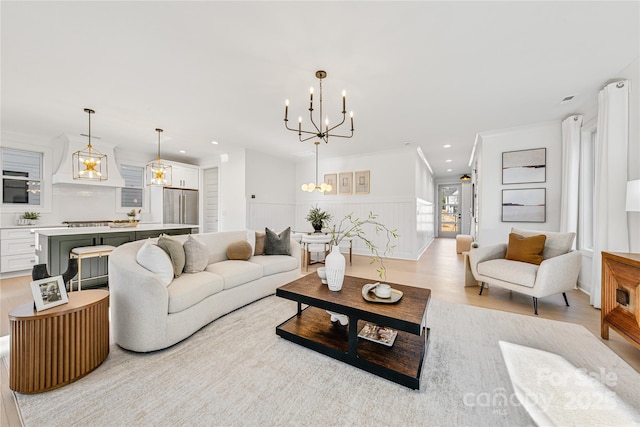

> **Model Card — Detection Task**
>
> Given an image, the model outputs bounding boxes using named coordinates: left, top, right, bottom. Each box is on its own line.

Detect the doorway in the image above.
left=438, top=183, right=461, bottom=238
left=203, top=167, right=219, bottom=233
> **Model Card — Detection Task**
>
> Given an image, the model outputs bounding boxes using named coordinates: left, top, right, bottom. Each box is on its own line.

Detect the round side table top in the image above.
left=9, top=289, right=109, bottom=320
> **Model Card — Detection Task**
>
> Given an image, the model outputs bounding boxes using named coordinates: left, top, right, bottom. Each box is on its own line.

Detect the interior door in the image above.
left=439, top=184, right=461, bottom=238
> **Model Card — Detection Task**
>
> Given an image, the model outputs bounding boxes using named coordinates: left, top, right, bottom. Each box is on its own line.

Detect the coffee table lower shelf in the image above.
left=276, top=306, right=429, bottom=389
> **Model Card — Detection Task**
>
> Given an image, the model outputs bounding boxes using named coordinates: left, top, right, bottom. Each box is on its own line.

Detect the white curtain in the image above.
left=590, top=80, right=630, bottom=308
left=560, top=114, right=583, bottom=245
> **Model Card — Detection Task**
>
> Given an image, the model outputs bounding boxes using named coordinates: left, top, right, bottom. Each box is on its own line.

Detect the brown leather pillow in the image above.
left=226, top=240, right=253, bottom=260
left=505, top=233, right=546, bottom=265
left=254, top=232, right=266, bottom=255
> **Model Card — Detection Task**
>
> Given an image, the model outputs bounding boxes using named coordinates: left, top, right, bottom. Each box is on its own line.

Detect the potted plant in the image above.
left=325, top=212, right=398, bottom=290
left=305, top=205, right=332, bottom=232
left=20, top=211, right=40, bottom=225
left=127, top=209, right=141, bottom=222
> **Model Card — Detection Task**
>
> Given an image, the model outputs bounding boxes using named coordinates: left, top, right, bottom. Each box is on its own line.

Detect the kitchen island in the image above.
left=35, top=223, right=198, bottom=289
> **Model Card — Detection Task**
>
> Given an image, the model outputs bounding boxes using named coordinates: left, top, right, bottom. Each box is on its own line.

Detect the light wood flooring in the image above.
left=1, top=238, right=638, bottom=426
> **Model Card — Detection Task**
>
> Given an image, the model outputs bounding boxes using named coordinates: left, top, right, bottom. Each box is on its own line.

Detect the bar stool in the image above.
left=69, top=245, right=115, bottom=291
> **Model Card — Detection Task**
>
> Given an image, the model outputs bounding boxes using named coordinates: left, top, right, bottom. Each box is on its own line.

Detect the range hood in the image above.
left=51, top=134, right=126, bottom=187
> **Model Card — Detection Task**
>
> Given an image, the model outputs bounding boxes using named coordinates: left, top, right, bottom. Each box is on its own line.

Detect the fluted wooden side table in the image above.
left=9, top=289, right=109, bottom=394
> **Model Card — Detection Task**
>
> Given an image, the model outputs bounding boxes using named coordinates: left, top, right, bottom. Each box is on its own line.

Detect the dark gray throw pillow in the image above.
left=264, top=227, right=291, bottom=255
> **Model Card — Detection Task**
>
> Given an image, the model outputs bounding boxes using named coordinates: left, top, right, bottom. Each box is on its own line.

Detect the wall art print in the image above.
left=338, top=172, right=352, bottom=194
left=355, top=170, right=370, bottom=194
left=502, top=188, right=546, bottom=223
left=502, top=148, right=546, bottom=184
left=323, top=173, right=337, bottom=195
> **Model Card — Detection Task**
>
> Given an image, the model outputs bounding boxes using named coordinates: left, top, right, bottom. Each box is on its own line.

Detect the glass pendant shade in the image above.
left=73, top=108, right=108, bottom=181
left=146, top=128, right=172, bottom=186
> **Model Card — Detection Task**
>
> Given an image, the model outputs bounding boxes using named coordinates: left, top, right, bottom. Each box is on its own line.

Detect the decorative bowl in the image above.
left=317, top=267, right=327, bottom=284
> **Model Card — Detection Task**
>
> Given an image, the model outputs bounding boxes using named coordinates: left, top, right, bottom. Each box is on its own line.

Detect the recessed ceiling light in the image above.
left=404, top=141, right=411, bottom=146
left=560, top=95, right=575, bottom=104
left=445, top=159, right=452, bottom=163
left=211, top=141, right=219, bottom=145
left=443, top=144, right=451, bottom=148
left=447, top=169, right=452, bottom=172
left=179, top=150, right=186, bottom=154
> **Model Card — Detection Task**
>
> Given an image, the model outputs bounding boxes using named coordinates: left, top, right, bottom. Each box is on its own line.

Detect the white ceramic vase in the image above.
left=325, top=245, right=345, bottom=291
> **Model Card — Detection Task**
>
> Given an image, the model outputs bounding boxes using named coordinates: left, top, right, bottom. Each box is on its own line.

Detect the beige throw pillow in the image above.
left=158, top=234, right=186, bottom=278
left=183, top=234, right=208, bottom=273
left=254, top=232, right=266, bottom=255
left=227, top=240, right=253, bottom=260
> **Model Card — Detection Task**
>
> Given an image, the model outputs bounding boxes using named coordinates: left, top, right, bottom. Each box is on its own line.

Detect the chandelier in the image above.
left=284, top=70, right=354, bottom=143
left=146, top=128, right=172, bottom=186
left=73, top=108, right=108, bottom=181
left=301, top=141, right=332, bottom=193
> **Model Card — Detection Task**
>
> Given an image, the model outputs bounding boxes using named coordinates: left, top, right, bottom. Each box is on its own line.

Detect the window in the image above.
left=578, top=124, right=596, bottom=251
left=120, top=164, right=144, bottom=208
left=1, top=148, right=42, bottom=205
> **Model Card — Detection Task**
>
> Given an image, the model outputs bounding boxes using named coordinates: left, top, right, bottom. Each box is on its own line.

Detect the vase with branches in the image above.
left=327, top=212, right=398, bottom=283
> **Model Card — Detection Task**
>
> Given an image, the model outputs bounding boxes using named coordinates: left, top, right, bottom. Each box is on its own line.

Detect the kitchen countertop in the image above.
left=34, top=223, right=199, bottom=237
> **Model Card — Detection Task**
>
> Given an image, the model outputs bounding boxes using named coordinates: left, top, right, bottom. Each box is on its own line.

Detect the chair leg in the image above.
left=533, top=297, right=538, bottom=315
left=562, top=292, right=570, bottom=307
left=479, top=282, right=485, bottom=295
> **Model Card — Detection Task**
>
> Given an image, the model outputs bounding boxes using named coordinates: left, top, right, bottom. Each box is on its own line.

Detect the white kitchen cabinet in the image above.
left=171, top=164, right=199, bottom=189
left=1, top=228, right=36, bottom=273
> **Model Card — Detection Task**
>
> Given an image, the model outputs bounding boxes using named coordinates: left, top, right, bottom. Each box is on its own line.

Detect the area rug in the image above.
left=6, top=296, right=640, bottom=426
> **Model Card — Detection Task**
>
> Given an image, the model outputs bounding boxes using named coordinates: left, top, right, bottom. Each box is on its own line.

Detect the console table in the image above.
left=9, top=289, right=110, bottom=394
left=601, top=252, right=640, bottom=350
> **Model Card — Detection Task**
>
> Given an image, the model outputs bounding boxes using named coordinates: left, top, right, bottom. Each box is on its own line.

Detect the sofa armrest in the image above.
left=290, top=238, right=302, bottom=269
left=469, top=244, right=507, bottom=279
left=532, top=251, right=582, bottom=298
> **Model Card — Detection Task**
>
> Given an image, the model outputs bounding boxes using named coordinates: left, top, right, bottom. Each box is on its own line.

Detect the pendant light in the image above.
left=301, top=141, right=333, bottom=193
left=146, top=128, right=172, bottom=186
left=73, top=108, right=108, bottom=181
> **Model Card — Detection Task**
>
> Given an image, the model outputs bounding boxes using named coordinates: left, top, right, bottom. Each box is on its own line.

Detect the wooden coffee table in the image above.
left=276, top=274, right=431, bottom=389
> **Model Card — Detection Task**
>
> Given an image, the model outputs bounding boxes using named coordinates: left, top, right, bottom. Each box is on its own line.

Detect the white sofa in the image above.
left=109, top=230, right=301, bottom=352
left=468, top=228, right=582, bottom=315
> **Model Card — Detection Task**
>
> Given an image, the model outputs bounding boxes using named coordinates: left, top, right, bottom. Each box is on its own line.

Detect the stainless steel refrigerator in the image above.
left=162, top=188, right=199, bottom=224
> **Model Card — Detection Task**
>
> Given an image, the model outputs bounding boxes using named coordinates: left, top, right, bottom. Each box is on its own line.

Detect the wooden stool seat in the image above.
left=69, top=245, right=115, bottom=291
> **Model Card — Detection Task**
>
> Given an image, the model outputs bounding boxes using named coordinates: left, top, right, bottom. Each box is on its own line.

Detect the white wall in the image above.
left=415, top=150, right=435, bottom=255
left=218, top=149, right=246, bottom=231
left=245, top=149, right=296, bottom=232
left=476, top=121, right=562, bottom=246
left=294, top=147, right=432, bottom=260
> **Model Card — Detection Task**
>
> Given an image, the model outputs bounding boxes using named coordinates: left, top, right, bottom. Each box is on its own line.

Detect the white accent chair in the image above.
left=468, top=228, right=581, bottom=315
left=301, top=234, right=331, bottom=271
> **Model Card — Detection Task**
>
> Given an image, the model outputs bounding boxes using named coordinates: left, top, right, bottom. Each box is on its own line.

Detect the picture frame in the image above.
left=354, top=170, right=370, bottom=194
left=502, top=148, right=546, bottom=184
left=30, top=276, right=68, bottom=311
left=502, top=188, right=546, bottom=223
left=323, top=173, right=337, bottom=195
left=338, top=172, right=352, bottom=194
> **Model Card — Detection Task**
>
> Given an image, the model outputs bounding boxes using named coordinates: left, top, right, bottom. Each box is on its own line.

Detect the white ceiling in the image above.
left=2, top=1, right=638, bottom=179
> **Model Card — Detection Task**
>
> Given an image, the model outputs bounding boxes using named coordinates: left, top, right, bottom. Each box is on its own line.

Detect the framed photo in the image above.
left=502, top=188, right=546, bottom=222
left=502, top=148, right=546, bottom=184
left=30, top=276, right=68, bottom=311
left=354, top=170, right=370, bottom=194
left=323, top=173, right=337, bottom=195
left=338, top=172, right=352, bottom=194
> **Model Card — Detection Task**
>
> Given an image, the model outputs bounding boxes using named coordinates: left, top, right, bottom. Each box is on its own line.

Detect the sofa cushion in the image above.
left=265, top=227, right=291, bottom=255
left=511, top=228, right=575, bottom=259
left=158, top=234, right=186, bottom=277
left=478, top=259, right=538, bottom=288
left=167, top=271, right=224, bottom=314
left=183, top=235, right=208, bottom=273
left=254, top=232, right=266, bottom=255
left=227, top=240, right=253, bottom=261
left=205, top=260, right=264, bottom=290
left=136, top=240, right=174, bottom=286
left=248, top=255, right=298, bottom=276
left=505, top=233, right=546, bottom=265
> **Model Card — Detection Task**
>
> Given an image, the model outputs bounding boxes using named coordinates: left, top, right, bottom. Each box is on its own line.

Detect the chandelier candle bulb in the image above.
left=342, top=90, right=346, bottom=112
left=285, top=100, right=289, bottom=120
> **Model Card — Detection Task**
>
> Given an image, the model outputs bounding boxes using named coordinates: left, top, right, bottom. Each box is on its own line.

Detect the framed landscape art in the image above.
left=355, top=170, right=370, bottom=194
left=502, top=188, right=546, bottom=222
left=502, top=148, right=546, bottom=184
left=338, top=172, right=352, bottom=194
